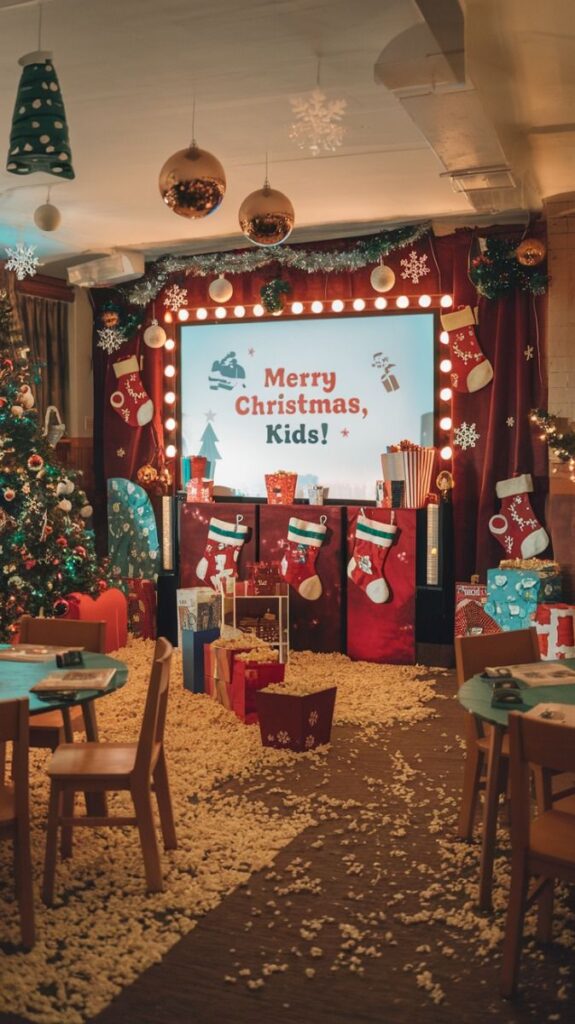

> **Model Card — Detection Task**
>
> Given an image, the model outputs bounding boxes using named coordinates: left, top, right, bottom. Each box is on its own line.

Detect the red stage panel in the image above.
left=259, top=504, right=344, bottom=653
left=179, top=503, right=257, bottom=588
left=346, top=508, right=416, bottom=664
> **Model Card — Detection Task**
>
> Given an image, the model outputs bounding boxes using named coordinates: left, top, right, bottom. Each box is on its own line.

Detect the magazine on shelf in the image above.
left=525, top=703, right=575, bottom=726
left=31, top=669, right=116, bottom=694
left=0, top=644, right=84, bottom=662
left=485, top=662, right=575, bottom=687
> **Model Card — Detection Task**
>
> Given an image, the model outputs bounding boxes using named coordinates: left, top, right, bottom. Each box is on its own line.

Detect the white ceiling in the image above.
left=0, top=0, right=574, bottom=274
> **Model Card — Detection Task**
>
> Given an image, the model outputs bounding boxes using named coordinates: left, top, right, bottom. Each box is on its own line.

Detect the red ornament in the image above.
left=53, top=598, right=69, bottom=617
left=98, top=579, right=108, bottom=592
left=27, top=453, right=45, bottom=472
left=74, top=545, right=87, bottom=558
left=56, top=536, right=68, bottom=547
left=24, top=559, right=36, bottom=570
left=44, top=524, right=53, bottom=537
left=3, top=488, right=16, bottom=502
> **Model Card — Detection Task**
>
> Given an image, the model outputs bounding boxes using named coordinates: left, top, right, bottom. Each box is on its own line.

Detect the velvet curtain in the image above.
left=16, top=293, right=70, bottom=425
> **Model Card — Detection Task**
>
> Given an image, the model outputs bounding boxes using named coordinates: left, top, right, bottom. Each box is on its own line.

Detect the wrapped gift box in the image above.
left=485, top=566, right=562, bottom=632
left=182, top=627, right=220, bottom=693
left=533, top=604, right=575, bottom=660
left=255, top=686, right=336, bottom=752
left=230, top=660, right=285, bottom=723
left=203, top=639, right=265, bottom=707
left=454, top=582, right=501, bottom=638
left=176, top=587, right=221, bottom=647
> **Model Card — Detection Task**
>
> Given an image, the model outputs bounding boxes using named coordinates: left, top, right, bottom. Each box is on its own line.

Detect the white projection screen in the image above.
left=180, top=313, right=435, bottom=501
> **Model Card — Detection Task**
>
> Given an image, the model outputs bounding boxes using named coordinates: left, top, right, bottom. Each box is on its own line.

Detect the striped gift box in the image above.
left=401, top=447, right=436, bottom=508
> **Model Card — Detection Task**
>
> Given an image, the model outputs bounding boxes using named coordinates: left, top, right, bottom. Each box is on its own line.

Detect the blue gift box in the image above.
left=485, top=567, right=562, bottom=632
left=182, top=627, right=220, bottom=693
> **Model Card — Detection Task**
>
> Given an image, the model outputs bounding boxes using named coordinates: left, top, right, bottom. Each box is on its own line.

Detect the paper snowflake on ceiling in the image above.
left=163, top=283, right=188, bottom=312
left=289, top=88, right=347, bottom=156
left=400, top=249, right=430, bottom=285
left=97, top=326, right=125, bottom=354
left=453, top=421, right=480, bottom=451
left=5, top=243, right=40, bottom=281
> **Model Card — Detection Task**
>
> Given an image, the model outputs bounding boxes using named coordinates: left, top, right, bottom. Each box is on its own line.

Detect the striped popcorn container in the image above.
left=401, top=447, right=436, bottom=508
left=380, top=452, right=405, bottom=508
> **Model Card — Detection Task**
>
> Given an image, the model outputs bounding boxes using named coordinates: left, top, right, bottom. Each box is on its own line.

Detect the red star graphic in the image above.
left=341, top=428, right=350, bottom=438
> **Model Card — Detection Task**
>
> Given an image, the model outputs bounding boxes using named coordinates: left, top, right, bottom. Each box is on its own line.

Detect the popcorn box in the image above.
left=533, top=604, right=575, bottom=660
left=485, top=567, right=562, bottom=632
left=203, top=639, right=265, bottom=706
left=230, top=660, right=285, bottom=724
left=265, top=472, right=298, bottom=504
left=182, top=627, right=220, bottom=694
left=176, top=587, right=221, bottom=647
left=255, top=686, right=336, bottom=752
left=454, top=581, right=501, bottom=639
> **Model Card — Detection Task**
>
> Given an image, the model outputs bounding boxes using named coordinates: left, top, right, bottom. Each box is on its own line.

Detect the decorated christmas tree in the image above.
left=0, top=289, right=106, bottom=639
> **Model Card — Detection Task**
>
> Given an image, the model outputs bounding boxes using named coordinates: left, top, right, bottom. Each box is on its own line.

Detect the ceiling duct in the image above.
left=66, top=251, right=145, bottom=288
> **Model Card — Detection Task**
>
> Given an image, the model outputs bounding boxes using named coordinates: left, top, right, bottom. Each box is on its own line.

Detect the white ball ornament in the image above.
left=18, top=385, right=35, bottom=409
left=11, top=405, right=24, bottom=418
left=34, top=202, right=62, bottom=232
left=370, top=264, right=396, bottom=293
left=143, top=318, right=167, bottom=349
left=80, top=503, right=93, bottom=519
left=208, top=275, right=233, bottom=303
left=65, top=478, right=75, bottom=494
left=58, top=498, right=72, bottom=512
left=56, top=481, right=67, bottom=496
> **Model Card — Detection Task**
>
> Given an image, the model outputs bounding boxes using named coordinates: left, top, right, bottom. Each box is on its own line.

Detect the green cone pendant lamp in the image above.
left=6, top=50, right=74, bottom=179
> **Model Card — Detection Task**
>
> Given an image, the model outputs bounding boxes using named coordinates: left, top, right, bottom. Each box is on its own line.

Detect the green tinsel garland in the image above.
left=530, top=409, right=575, bottom=462
left=470, top=238, right=548, bottom=299
left=119, top=222, right=431, bottom=306
left=260, top=279, right=291, bottom=313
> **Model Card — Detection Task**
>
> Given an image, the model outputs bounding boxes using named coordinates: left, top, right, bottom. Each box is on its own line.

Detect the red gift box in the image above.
left=454, top=582, right=501, bottom=639
left=122, top=578, right=156, bottom=639
left=533, top=604, right=575, bottom=660
left=230, top=660, right=285, bottom=724
left=254, top=686, right=336, bottom=752
left=203, top=641, right=260, bottom=707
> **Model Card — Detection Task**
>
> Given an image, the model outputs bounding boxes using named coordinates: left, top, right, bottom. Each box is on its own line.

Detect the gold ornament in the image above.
left=515, top=238, right=546, bottom=267
left=33, top=202, right=61, bottom=232
left=136, top=464, right=158, bottom=487
left=370, top=263, right=396, bottom=293
left=159, top=144, right=226, bottom=219
left=238, top=181, right=294, bottom=246
left=208, top=275, right=233, bottom=303
left=143, top=319, right=167, bottom=349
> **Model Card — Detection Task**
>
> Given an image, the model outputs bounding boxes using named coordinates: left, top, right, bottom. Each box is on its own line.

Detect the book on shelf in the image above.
left=31, top=669, right=116, bottom=694
left=484, top=662, right=575, bottom=687
left=0, top=643, right=84, bottom=663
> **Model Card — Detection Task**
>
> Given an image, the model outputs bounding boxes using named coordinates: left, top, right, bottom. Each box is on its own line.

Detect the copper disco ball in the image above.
left=515, top=237, right=546, bottom=267
left=159, top=144, right=226, bottom=219
left=238, top=185, right=294, bottom=246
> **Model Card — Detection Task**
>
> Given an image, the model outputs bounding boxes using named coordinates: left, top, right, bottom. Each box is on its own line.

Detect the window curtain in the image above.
left=16, top=293, right=69, bottom=425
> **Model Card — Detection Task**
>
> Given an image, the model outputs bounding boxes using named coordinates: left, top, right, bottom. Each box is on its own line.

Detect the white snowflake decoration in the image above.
left=400, top=249, right=430, bottom=285
left=289, top=88, right=347, bottom=156
left=506, top=416, right=515, bottom=428
left=163, top=284, right=188, bottom=313
left=97, top=326, right=124, bottom=354
left=5, top=243, right=39, bottom=281
left=453, top=421, right=480, bottom=451
left=308, top=710, right=319, bottom=727
left=524, top=345, right=534, bottom=361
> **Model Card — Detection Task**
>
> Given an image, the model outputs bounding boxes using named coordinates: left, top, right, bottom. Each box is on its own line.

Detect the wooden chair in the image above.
left=0, top=699, right=35, bottom=948
left=19, top=616, right=107, bottom=750
left=42, top=637, right=176, bottom=903
left=454, top=627, right=541, bottom=840
left=500, top=712, right=575, bottom=998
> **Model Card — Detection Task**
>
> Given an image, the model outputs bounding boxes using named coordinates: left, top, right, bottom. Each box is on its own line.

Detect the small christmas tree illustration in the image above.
left=0, top=289, right=107, bottom=639
left=198, top=420, right=221, bottom=480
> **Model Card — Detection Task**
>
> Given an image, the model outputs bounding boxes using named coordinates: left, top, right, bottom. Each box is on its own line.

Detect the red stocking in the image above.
left=347, top=514, right=397, bottom=603
left=440, top=306, right=493, bottom=393
left=196, top=517, right=248, bottom=589
left=280, top=516, right=327, bottom=601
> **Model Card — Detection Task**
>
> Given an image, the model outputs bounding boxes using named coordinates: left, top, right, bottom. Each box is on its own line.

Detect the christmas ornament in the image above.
left=97, top=326, right=125, bottom=355
left=80, top=503, right=93, bottom=518
left=136, top=463, right=158, bottom=487
left=370, top=263, right=395, bottom=293
left=280, top=516, right=326, bottom=600
left=159, top=143, right=226, bottom=218
left=11, top=404, right=24, bottom=418
left=34, top=201, right=61, bottom=231
left=348, top=514, right=397, bottom=603
left=208, top=275, right=233, bottom=303
left=196, top=516, right=248, bottom=590
left=470, top=236, right=548, bottom=298
left=100, top=309, right=121, bottom=329
left=55, top=536, right=68, bottom=547
left=18, top=384, right=34, bottom=408
left=238, top=177, right=294, bottom=246
left=109, top=355, right=154, bottom=427
left=27, top=453, right=44, bottom=472
left=143, top=318, right=167, bottom=349
left=5, top=243, right=40, bottom=281
left=515, top=238, right=546, bottom=267
left=440, top=306, right=493, bottom=393
left=57, top=498, right=72, bottom=512
left=4, top=488, right=16, bottom=502
left=53, top=597, right=70, bottom=616
left=289, top=88, right=346, bottom=156
left=6, top=51, right=74, bottom=179
left=74, top=546, right=87, bottom=558
left=488, top=474, right=549, bottom=559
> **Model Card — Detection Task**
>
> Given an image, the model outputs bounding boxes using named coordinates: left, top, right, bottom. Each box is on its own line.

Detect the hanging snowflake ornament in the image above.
left=5, top=243, right=40, bottom=281
left=97, top=326, right=125, bottom=355
left=163, top=283, right=188, bottom=313
left=289, top=88, right=347, bottom=156
left=400, top=249, right=430, bottom=285
left=453, top=421, right=480, bottom=451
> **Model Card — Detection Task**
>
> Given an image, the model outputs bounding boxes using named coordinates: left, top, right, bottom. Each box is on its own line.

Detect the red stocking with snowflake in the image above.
left=488, top=474, right=549, bottom=559
left=196, top=516, right=248, bottom=590
left=348, top=514, right=398, bottom=603
left=281, top=516, right=327, bottom=600
left=110, top=355, right=154, bottom=427
left=440, top=306, right=493, bottom=393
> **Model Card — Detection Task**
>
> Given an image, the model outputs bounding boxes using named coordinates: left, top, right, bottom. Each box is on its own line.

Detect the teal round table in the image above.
left=0, top=651, right=128, bottom=715
left=458, top=660, right=575, bottom=910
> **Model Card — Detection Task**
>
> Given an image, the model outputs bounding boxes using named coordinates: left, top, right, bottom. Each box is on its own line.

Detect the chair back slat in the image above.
left=510, top=711, right=575, bottom=777
left=454, top=628, right=540, bottom=687
left=18, top=615, right=107, bottom=653
left=135, top=638, right=172, bottom=780
left=0, top=699, right=29, bottom=817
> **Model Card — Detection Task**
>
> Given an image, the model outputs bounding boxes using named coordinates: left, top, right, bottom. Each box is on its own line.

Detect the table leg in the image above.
left=478, top=721, right=505, bottom=911
left=81, top=701, right=107, bottom=817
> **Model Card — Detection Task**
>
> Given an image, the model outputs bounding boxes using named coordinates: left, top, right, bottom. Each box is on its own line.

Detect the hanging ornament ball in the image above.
left=27, top=453, right=44, bottom=472
left=370, top=264, right=396, bottom=293
left=18, top=384, right=34, bottom=409
left=4, top=488, right=16, bottom=502
left=11, top=404, right=24, bottom=418
left=58, top=498, right=72, bottom=512
left=56, top=535, right=68, bottom=548
left=74, top=545, right=87, bottom=558
left=208, top=274, right=233, bottom=303
left=136, top=464, right=158, bottom=488
left=515, top=238, right=546, bottom=267
left=159, top=144, right=226, bottom=219
left=238, top=185, right=295, bottom=246
left=143, top=318, right=167, bottom=349
left=53, top=598, right=70, bottom=617
left=33, top=202, right=61, bottom=232
left=80, top=503, right=93, bottom=519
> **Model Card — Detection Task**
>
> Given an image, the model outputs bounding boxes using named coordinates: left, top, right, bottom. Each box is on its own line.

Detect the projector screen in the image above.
left=180, top=313, right=435, bottom=500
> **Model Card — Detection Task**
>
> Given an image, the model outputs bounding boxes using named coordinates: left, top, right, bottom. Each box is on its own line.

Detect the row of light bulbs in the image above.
left=165, top=293, right=454, bottom=323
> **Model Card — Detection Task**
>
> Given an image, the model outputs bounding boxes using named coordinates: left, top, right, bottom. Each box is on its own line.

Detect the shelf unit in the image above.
left=221, top=580, right=290, bottom=663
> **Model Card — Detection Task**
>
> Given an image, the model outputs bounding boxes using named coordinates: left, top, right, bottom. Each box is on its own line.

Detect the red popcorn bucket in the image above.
left=230, top=660, right=285, bottom=723
left=400, top=447, right=436, bottom=508
left=190, top=455, right=207, bottom=480
left=265, top=472, right=298, bottom=504
left=255, top=686, right=337, bottom=752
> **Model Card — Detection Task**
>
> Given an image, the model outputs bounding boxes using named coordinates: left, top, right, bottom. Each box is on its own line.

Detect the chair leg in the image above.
left=132, top=786, right=164, bottom=892
left=458, top=720, right=485, bottom=839
left=13, top=818, right=35, bottom=949
left=81, top=702, right=107, bottom=817
left=60, top=789, right=75, bottom=860
left=500, top=854, right=530, bottom=998
left=0, top=740, right=6, bottom=786
left=62, top=708, right=74, bottom=744
left=479, top=724, right=506, bottom=911
left=42, top=782, right=62, bottom=907
left=536, top=878, right=554, bottom=943
left=153, top=750, right=177, bottom=850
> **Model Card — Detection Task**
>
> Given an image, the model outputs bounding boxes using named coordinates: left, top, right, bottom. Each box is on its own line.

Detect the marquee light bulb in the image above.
left=418, top=294, right=432, bottom=308
left=439, top=387, right=452, bottom=402
left=440, top=294, right=453, bottom=308
left=164, top=391, right=176, bottom=404
left=165, top=444, right=177, bottom=458
left=396, top=295, right=409, bottom=308
left=196, top=307, right=207, bottom=320
left=291, top=301, right=304, bottom=314
left=374, top=297, right=387, bottom=310
left=234, top=305, right=246, bottom=318
left=163, top=311, right=173, bottom=324
left=311, top=300, right=324, bottom=314
left=440, top=445, right=453, bottom=461
left=352, top=298, right=365, bottom=311
left=164, top=337, right=175, bottom=351
left=215, top=306, right=227, bottom=319
left=439, top=358, right=452, bottom=373
left=439, top=330, right=449, bottom=345
left=177, top=308, right=189, bottom=321
left=439, top=416, right=452, bottom=430
left=165, top=417, right=176, bottom=431
left=164, top=364, right=176, bottom=377
left=331, top=299, right=344, bottom=313
left=253, top=303, right=264, bottom=317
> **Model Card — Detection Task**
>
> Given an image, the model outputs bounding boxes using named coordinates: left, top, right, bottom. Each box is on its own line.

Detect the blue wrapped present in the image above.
left=485, top=566, right=562, bottom=632
left=182, top=627, right=220, bottom=694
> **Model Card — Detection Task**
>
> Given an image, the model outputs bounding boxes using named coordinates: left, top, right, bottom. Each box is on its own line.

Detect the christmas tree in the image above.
left=198, top=421, right=221, bottom=480
left=0, top=289, right=106, bottom=639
